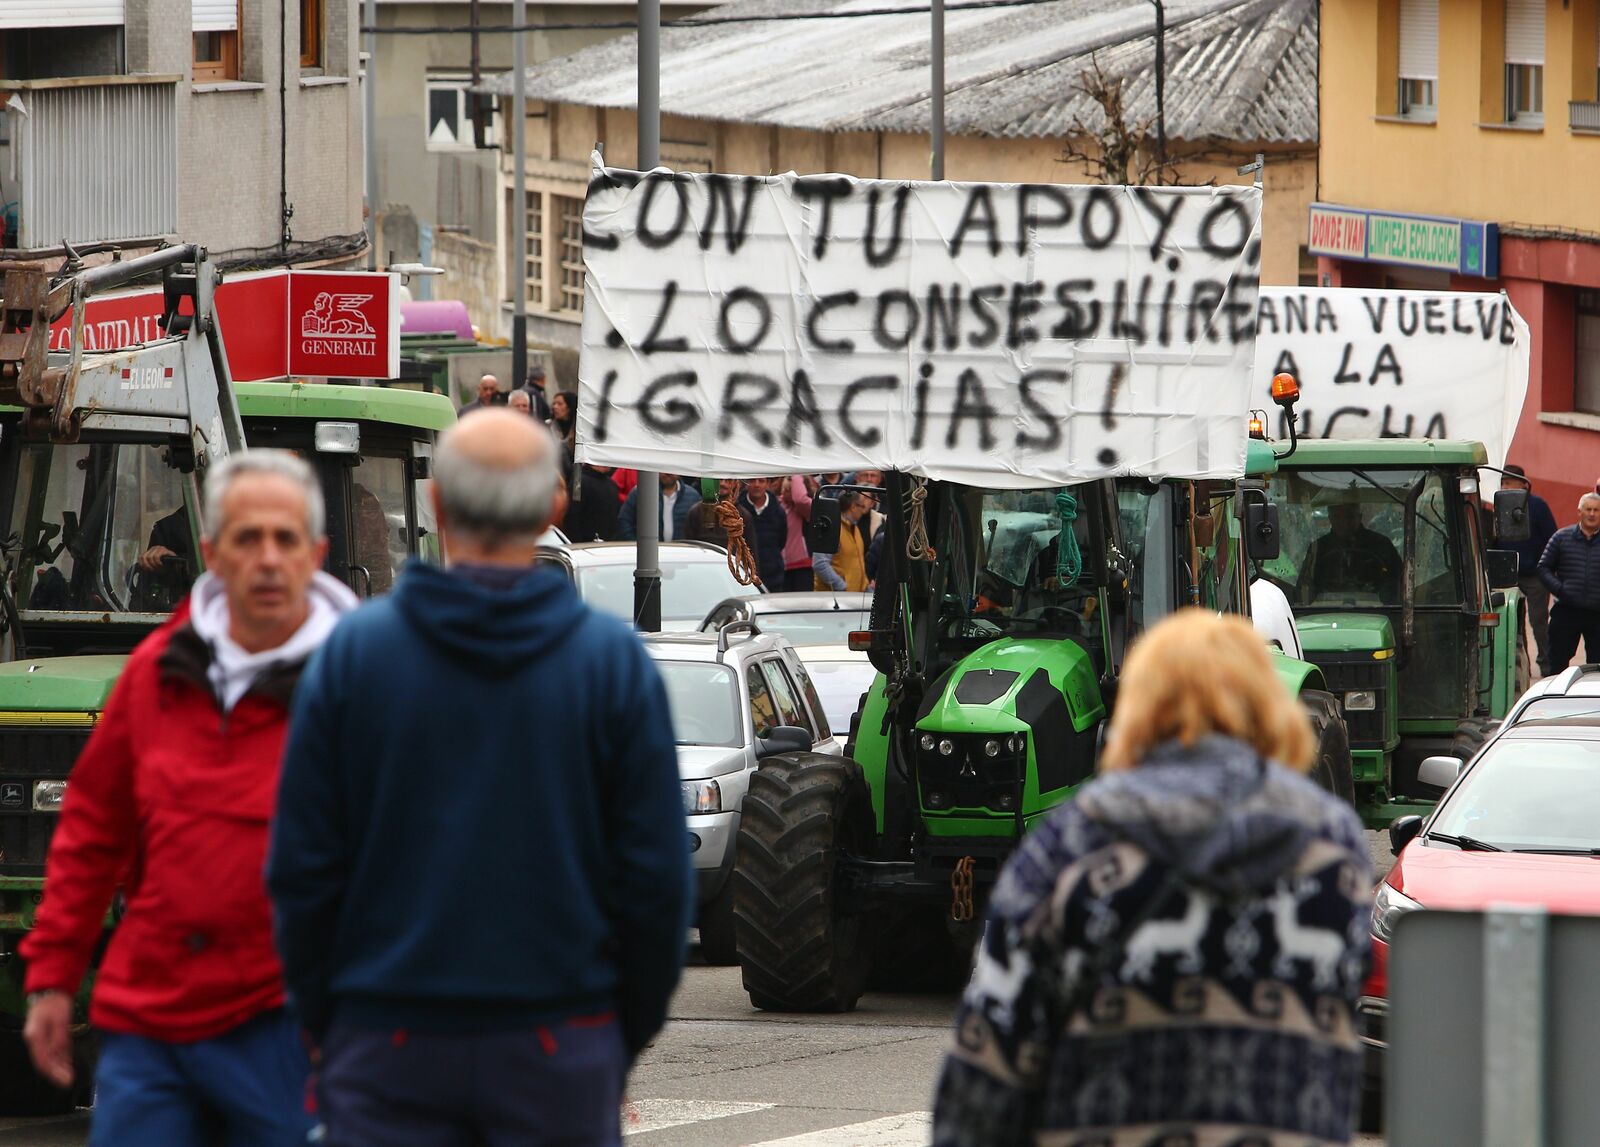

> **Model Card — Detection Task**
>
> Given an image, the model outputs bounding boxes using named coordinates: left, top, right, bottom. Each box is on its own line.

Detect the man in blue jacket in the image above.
left=267, top=409, right=691, bottom=1147
left=1498, top=465, right=1558, bottom=674
left=618, top=472, right=701, bottom=541
left=1539, top=493, right=1600, bottom=674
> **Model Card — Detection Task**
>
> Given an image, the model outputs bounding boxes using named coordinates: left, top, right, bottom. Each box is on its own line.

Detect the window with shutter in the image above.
left=1504, top=0, right=1545, bottom=123
left=192, top=0, right=240, bottom=81
left=1397, top=0, right=1438, bottom=119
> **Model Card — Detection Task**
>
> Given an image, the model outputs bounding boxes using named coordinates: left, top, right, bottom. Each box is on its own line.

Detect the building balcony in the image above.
left=1571, top=100, right=1600, bottom=134
left=1, top=75, right=178, bottom=252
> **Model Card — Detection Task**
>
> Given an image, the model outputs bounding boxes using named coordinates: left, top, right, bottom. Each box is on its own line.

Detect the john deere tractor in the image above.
left=731, top=453, right=1352, bottom=1012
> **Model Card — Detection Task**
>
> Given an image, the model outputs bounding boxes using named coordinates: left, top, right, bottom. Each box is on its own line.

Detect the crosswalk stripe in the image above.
left=622, top=1097, right=775, bottom=1136
left=746, top=1111, right=933, bottom=1146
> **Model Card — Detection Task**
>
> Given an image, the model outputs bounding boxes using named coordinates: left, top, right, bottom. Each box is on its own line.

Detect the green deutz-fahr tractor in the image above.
left=1253, top=436, right=1533, bottom=828
left=731, top=430, right=1355, bottom=1013
left=0, top=246, right=455, bottom=1112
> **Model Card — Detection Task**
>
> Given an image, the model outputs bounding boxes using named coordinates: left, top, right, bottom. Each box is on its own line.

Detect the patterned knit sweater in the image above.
left=932, top=736, right=1375, bottom=1147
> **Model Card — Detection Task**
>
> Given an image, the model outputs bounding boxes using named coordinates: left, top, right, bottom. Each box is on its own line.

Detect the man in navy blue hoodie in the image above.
left=267, top=409, right=691, bottom=1147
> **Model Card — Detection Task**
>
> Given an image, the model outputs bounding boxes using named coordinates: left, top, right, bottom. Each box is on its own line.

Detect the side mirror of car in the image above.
left=1493, top=487, right=1531, bottom=543
left=756, top=725, right=813, bottom=759
left=805, top=496, right=842, bottom=555
left=1389, top=814, right=1425, bottom=856
left=1485, top=548, right=1519, bottom=590
left=1244, top=500, right=1281, bottom=561
left=1417, top=754, right=1464, bottom=789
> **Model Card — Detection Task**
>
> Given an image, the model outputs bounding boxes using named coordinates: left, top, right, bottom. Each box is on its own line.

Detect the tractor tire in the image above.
left=733, top=752, right=875, bottom=1013
left=697, top=876, right=739, bottom=967
left=1302, top=689, right=1356, bottom=805
left=1450, top=716, right=1499, bottom=764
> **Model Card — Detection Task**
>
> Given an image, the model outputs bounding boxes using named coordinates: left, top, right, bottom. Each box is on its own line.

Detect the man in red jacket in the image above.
left=21, top=450, right=358, bottom=1146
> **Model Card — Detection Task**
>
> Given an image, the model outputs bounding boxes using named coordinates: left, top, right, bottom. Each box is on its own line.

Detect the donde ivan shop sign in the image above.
left=577, top=159, right=1265, bottom=487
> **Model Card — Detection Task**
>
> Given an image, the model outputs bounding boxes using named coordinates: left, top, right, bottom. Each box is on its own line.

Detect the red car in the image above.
left=1359, top=718, right=1600, bottom=1129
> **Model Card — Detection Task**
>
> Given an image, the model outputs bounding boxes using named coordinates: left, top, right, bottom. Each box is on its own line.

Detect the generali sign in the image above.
left=47, top=269, right=402, bottom=381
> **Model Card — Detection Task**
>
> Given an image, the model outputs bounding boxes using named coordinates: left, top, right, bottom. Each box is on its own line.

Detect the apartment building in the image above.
left=1318, top=0, right=1600, bottom=509
left=0, top=0, right=362, bottom=265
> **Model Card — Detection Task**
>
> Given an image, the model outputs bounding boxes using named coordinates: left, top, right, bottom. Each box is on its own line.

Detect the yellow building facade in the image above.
left=1319, top=0, right=1600, bottom=511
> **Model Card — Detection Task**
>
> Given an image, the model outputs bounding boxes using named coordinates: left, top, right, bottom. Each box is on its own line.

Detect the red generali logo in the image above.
left=287, top=271, right=400, bottom=379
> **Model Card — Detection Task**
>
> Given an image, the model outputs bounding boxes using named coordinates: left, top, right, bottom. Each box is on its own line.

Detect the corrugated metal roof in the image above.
left=481, top=0, right=1316, bottom=144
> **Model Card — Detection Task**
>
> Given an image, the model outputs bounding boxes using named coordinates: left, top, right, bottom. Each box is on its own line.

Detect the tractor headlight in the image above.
left=1008, top=734, right=1024, bottom=754
left=1371, top=881, right=1422, bottom=942
left=681, top=778, right=721, bottom=815
left=33, top=780, right=66, bottom=813
left=1344, top=690, right=1378, bottom=711
left=938, top=739, right=955, bottom=756
left=920, top=733, right=936, bottom=752
left=984, top=739, right=1001, bottom=758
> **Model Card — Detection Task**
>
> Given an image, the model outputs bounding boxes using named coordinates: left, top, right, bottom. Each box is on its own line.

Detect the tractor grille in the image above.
left=1318, top=661, right=1389, bottom=748
left=916, top=731, right=1026, bottom=814
left=0, top=726, right=93, bottom=878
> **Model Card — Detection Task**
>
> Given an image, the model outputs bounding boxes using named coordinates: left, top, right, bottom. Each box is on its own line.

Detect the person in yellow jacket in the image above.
left=814, top=491, right=871, bottom=591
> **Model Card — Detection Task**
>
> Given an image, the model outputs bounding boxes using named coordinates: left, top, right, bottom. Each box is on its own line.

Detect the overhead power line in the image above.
left=361, top=0, right=1068, bottom=35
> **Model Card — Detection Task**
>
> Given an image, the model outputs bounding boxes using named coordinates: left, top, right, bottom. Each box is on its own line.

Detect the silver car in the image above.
left=645, top=625, right=841, bottom=965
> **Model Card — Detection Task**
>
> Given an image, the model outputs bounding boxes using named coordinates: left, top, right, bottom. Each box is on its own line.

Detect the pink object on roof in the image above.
left=399, top=300, right=474, bottom=340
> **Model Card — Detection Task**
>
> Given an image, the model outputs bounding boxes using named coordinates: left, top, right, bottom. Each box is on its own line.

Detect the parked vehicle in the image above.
left=699, top=592, right=871, bottom=647
left=541, top=542, right=762, bottom=630
left=646, top=624, right=839, bottom=966
left=1359, top=717, right=1600, bottom=1131
left=1498, top=662, right=1600, bottom=728
left=786, top=643, right=878, bottom=740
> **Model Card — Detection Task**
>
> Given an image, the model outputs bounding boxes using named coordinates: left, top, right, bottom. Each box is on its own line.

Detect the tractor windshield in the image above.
left=1259, top=468, right=1463, bottom=610
left=936, top=485, right=1101, bottom=642
left=10, top=441, right=199, bottom=617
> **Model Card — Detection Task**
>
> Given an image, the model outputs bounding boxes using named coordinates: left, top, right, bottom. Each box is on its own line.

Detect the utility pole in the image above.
left=633, top=0, right=662, bottom=632
left=1151, top=0, right=1167, bottom=180
left=512, top=0, right=528, bottom=399
left=364, top=0, right=378, bottom=270
left=930, top=0, right=944, bottom=180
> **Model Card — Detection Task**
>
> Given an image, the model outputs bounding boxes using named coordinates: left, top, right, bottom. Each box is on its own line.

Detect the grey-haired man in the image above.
left=269, top=409, right=690, bottom=1147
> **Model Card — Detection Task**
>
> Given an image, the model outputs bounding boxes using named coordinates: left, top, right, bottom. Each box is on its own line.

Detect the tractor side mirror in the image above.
left=1485, top=548, right=1519, bottom=590
left=806, top=496, right=842, bottom=555
left=1493, top=487, right=1531, bottom=543
left=1244, top=500, right=1281, bottom=561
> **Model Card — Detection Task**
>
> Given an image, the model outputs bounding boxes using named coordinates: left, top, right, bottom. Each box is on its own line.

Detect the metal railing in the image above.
left=1570, top=100, right=1600, bottom=132
left=3, top=75, right=179, bottom=250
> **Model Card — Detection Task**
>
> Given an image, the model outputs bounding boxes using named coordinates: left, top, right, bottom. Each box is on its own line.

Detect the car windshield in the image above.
left=579, top=557, right=750, bottom=627
left=655, top=661, right=742, bottom=747
left=761, top=610, right=870, bottom=646
left=802, top=658, right=878, bottom=736
left=1517, top=696, right=1600, bottom=722
left=1429, top=734, right=1600, bottom=851
left=11, top=441, right=198, bottom=615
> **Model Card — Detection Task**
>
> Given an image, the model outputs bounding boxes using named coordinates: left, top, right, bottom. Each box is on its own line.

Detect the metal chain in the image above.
left=950, top=855, right=976, bottom=922
left=713, top=499, right=762, bottom=587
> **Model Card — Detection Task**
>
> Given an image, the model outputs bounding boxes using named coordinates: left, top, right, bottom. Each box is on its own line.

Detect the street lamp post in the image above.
left=633, top=0, right=663, bottom=632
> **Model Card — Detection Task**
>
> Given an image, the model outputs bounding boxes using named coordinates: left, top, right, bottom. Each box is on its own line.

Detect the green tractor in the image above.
left=1253, top=437, right=1532, bottom=828
left=0, top=247, right=454, bottom=1112
left=731, top=451, right=1353, bottom=1012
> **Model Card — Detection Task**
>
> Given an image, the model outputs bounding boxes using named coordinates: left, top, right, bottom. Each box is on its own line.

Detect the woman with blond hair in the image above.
left=932, top=609, right=1373, bottom=1147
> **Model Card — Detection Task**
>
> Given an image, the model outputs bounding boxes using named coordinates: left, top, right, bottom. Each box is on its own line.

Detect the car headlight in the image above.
left=1344, top=690, right=1378, bottom=711
left=681, top=778, right=721, bottom=815
left=1371, top=880, right=1421, bottom=942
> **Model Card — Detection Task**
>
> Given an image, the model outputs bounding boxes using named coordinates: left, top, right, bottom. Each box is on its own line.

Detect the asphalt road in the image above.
left=0, top=837, right=1394, bottom=1146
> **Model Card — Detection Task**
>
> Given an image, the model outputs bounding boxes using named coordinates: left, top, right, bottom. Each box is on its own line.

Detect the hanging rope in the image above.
left=714, top=499, right=762, bottom=587
left=1055, top=490, right=1082, bottom=587
left=906, top=479, right=932, bottom=561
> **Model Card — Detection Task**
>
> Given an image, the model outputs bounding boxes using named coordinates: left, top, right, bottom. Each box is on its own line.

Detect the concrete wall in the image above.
left=433, top=228, right=500, bottom=333
left=1322, top=0, right=1600, bottom=227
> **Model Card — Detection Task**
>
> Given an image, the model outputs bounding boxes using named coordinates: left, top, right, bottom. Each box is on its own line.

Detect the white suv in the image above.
left=646, top=624, right=840, bottom=965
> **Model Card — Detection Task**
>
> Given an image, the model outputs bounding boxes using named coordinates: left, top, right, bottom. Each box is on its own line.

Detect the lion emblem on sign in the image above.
left=302, top=292, right=376, bottom=339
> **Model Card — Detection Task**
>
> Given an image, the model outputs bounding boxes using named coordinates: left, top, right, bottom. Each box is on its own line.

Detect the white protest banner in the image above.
left=1255, top=287, right=1530, bottom=470
left=578, top=159, right=1264, bottom=487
